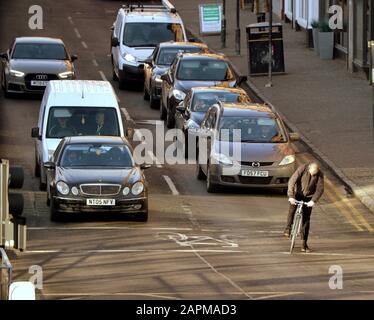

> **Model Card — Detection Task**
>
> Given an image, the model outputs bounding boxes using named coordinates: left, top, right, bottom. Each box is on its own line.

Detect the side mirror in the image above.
left=111, top=37, right=119, bottom=47
left=70, top=54, right=78, bottom=62
left=0, top=52, right=8, bottom=60
left=44, top=162, right=55, bottom=170
left=176, top=102, right=185, bottom=113
left=140, top=164, right=151, bottom=170
left=237, top=75, right=248, bottom=86
left=160, top=73, right=169, bottom=82
left=289, top=132, right=300, bottom=141
left=31, top=127, right=41, bottom=139
left=144, top=58, right=153, bottom=66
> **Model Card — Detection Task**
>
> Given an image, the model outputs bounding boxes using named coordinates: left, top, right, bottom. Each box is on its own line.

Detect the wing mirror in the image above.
left=237, top=75, right=248, bottom=86
left=111, top=37, right=120, bottom=47
left=70, top=54, right=78, bottom=62
left=140, top=164, right=151, bottom=170
left=0, top=52, right=8, bottom=60
left=43, top=162, right=55, bottom=170
left=160, top=73, right=169, bottom=82
left=31, top=127, right=41, bottom=140
left=289, top=132, right=300, bottom=141
left=144, top=58, right=153, bottom=66
left=176, top=102, right=185, bottom=113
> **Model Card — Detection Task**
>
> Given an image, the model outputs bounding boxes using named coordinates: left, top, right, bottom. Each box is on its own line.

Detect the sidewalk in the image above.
left=172, top=0, right=374, bottom=213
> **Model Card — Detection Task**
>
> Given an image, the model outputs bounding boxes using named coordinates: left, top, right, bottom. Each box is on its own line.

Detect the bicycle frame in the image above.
left=289, top=200, right=304, bottom=254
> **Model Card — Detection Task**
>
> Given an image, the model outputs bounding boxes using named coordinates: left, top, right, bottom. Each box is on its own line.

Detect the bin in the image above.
left=246, top=22, right=285, bottom=76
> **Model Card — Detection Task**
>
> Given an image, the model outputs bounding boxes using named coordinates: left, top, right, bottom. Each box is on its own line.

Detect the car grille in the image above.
left=238, top=176, right=273, bottom=185
left=80, top=184, right=121, bottom=196
left=24, top=73, right=58, bottom=90
left=240, top=161, right=274, bottom=167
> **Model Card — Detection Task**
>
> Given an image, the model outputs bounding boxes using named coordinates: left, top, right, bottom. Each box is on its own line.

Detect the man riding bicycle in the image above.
left=284, top=162, right=324, bottom=253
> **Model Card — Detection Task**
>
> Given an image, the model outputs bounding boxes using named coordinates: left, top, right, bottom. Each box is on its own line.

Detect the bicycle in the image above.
left=289, top=200, right=305, bottom=254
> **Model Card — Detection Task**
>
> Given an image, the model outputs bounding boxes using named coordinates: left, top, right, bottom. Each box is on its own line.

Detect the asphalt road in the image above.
left=2, top=0, right=374, bottom=300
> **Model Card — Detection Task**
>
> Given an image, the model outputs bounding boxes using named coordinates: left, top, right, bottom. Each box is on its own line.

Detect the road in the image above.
left=1, top=0, right=374, bottom=300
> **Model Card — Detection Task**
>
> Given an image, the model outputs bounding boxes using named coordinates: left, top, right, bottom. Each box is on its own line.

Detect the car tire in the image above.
left=111, top=56, right=118, bottom=81
left=39, top=178, right=47, bottom=191
left=196, top=163, right=206, bottom=180
left=143, top=83, right=150, bottom=101
left=150, top=89, right=159, bottom=109
left=134, top=211, right=148, bottom=222
left=34, top=161, right=41, bottom=178
left=166, top=107, right=175, bottom=129
left=119, top=72, right=127, bottom=90
left=206, top=165, right=219, bottom=193
left=50, top=197, right=60, bottom=222
left=160, top=99, right=167, bottom=120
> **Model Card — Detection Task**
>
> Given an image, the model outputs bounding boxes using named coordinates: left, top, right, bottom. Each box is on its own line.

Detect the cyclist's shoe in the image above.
left=283, top=229, right=290, bottom=238
left=301, top=245, right=312, bottom=253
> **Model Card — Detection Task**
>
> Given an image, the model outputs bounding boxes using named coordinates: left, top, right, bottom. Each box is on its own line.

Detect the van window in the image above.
left=46, top=107, right=120, bottom=139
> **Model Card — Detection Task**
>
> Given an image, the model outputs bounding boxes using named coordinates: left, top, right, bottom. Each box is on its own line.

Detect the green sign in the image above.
left=199, top=4, right=222, bottom=34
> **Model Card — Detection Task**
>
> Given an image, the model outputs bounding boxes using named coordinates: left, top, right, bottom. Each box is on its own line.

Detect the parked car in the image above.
left=44, top=136, right=149, bottom=222
left=0, top=37, right=77, bottom=96
left=31, top=80, right=126, bottom=191
left=110, top=0, right=187, bottom=89
left=175, top=86, right=251, bottom=157
left=143, top=41, right=208, bottom=108
left=195, top=101, right=300, bottom=193
left=160, top=53, right=247, bottom=128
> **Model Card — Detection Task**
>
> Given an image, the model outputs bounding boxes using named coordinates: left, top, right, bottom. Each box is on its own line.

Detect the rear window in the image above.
left=46, top=107, right=120, bottom=139
left=177, top=59, right=234, bottom=81
left=156, top=47, right=202, bottom=65
left=12, top=43, right=68, bottom=60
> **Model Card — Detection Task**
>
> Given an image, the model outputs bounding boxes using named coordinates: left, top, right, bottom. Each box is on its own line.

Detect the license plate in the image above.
left=31, top=80, right=48, bottom=86
left=86, top=199, right=115, bottom=206
left=241, top=170, right=269, bottom=177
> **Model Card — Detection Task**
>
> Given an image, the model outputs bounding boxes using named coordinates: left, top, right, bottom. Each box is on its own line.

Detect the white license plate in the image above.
left=31, top=80, right=48, bottom=86
left=86, top=199, right=116, bottom=206
left=241, top=170, right=269, bottom=177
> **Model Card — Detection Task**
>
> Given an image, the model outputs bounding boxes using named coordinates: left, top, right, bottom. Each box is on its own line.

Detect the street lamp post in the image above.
left=235, top=0, right=240, bottom=55
left=221, top=0, right=226, bottom=48
left=266, top=0, right=273, bottom=87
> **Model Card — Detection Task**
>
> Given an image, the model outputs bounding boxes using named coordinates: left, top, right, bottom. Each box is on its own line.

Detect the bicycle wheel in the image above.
left=289, top=215, right=301, bottom=254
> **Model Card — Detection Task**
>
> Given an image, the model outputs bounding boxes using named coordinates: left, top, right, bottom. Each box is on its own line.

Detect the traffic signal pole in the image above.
left=221, top=0, right=226, bottom=48
left=235, top=0, right=241, bottom=55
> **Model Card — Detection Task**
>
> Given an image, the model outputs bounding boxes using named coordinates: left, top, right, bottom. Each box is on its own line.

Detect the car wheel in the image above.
left=166, top=108, right=175, bottom=129
left=119, top=72, right=127, bottom=90
left=150, top=89, right=159, bottom=109
left=196, top=162, right=206, bottom=180
left=111, top=56, right=118, bottom=81
left=143, top=82, right=150, bottom=101
left=34, top=161, right=41, bottom=178
left=134, top=211, right=148, bottom=222
left=206, top=165, right=219, bottom=193
left=39, top=178, right=47, bottom=191
left=50, top=197, right=60, bottom=222
left=160, top=99, right=167, bottom=120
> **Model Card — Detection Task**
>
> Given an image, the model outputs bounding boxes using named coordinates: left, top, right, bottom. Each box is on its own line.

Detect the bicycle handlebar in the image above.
left=294, top=200, right=305, bottom=205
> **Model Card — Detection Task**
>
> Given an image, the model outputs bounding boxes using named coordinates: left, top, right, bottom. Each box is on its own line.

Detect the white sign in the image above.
left=199, top=4, right=222, bottom=34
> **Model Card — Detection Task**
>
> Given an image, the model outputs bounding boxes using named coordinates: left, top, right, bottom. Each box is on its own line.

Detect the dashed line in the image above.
left=98, top=70, right=107, bottom=81
left=163, top=175, right=179, bottom=196
left=147, top=150, right=163, bottom=168
left=25, top=249, right=244, bottom=254
left=73, top=28, right=81, bottom=39
left=67, top=16, right=74, bottom=25
left=92, top=59, right=99, bottom=67
left=81, top=41, right=88, bottom=49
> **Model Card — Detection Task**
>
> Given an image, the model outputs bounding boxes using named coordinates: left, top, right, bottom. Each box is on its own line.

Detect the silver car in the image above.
left=195, top=102, right=300, bottom=193
left=1, top=37, right=77, bottom=96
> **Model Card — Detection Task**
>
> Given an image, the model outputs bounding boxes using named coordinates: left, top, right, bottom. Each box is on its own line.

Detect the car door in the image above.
left=1, top=40, right=14, bottom=83
left=175, top=91, right=191, bottom=131
left=162, top=60, right=176, bottom=110
left=111, top=14, right=122, bottom=75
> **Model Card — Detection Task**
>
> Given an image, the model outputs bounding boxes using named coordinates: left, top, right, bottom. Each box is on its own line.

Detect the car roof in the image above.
left=179, top=53, right=227, bottom=61
left=159, top=41, right=208, bottom=49
left=46, top=80, right=119, bottom=108
left=191, top=86, right=247, bottom=94
left=220, top=103, right=275, bottom=117
left=119, top=8, right=183, bottom=23
left=15, top=37, right=64, bottom=44
left=65, top=136, right=129, bottom=145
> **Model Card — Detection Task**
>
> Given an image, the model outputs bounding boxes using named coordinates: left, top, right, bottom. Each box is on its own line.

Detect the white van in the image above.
left=31, top=80, right=125, bottom=190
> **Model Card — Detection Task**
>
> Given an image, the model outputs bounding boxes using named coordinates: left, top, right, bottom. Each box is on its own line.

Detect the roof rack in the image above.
left=122, top=0, right=177, bottom=14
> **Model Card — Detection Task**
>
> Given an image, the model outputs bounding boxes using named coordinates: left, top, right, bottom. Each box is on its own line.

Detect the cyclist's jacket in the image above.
left=287, top=164, right=324, bottom=202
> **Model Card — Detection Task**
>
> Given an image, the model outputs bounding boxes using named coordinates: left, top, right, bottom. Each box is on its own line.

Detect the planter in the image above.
left=312, top=28, right=319, bottom=55
left=318, top=31, right=334, bottom=60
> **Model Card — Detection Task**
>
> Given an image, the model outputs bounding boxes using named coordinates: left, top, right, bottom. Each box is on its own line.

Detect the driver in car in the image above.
left=49, top=117, right=77, bottom=137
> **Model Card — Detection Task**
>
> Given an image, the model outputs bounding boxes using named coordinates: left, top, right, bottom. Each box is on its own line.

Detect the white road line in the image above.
left=98, top=70, right=107, bottom=81
left=81, top=41, right=88, bottom=49
left=163, top=175, right=179, bottom=196
left=24, top=249, right=245, bottom=254
left=92, top=59, right=99, bottom=67
left=278, top=251, right=374, bottom=258
left=147, top=150, right=163, bottom=168
left=181, top=205, right=200, bottom=229
left=28, top=227, right=194, bottom=231
left=67, top=16, right=74, bottom=25
left=73, top=28, right=81, bottom=39
left=120, top=107, right=131, bottom=121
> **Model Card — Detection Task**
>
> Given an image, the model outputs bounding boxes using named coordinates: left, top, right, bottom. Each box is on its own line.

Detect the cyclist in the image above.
left=284, top=162, right=324, bottom=253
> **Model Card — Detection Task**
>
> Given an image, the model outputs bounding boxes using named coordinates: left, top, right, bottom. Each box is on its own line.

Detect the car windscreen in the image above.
left=123, top=23, right=184, bottom=47
left=12, top=43, right=68, bottom=60
left=218, top=116, right=287, bottom=143
left=177, top=59, right=234, bottom=81
left=191, top=92, right=250, bottom=112
left=60, top=144, right=133, bottom=168
left=46, top=107, right=120, bottom=139
left=156, top=47, right=202, bottom=66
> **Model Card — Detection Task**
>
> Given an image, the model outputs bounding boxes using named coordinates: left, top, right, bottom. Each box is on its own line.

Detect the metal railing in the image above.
left=0, top=248, right=12, bottom=300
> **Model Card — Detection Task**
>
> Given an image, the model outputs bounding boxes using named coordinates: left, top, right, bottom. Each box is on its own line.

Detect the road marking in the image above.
left=163, top=175, right=179, bottom=196
left=43, top=292, right=179, bottom=300
left=28, top=227, right=194, bottom=231
left=73, top=28, right=81, bottom=39
left=147, top=150, right=162, bottom=168
left=98, top=70, right=107, bottom=81
left=120, top=107, right=132, bottom=121
left=81, top=41, right=88, bottom=49
left=25, top=249, right=246, bottom=254
left=279, top=251, right=374, bottom=258
left=136, top=120, right=164, bottom=125
left=181, top=205, right=200, bottom=229
left=92, top=59, right=99, bottom=67
left=67, top=16, right=74, bottom=25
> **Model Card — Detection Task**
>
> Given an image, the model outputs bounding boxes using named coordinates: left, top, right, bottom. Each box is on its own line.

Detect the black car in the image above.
left=160, top=53, right=247, bottom=128
left=44, top=136, right=150, bottom=222
left=143, top=41, right=209, bottom=108
left=175, top=86, right=251, bottom=157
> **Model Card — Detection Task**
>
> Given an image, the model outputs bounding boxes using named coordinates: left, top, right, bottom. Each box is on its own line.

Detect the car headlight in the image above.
left=211, top=153, right=233, bottom=166
left=172, top=89, right=186, bottom=101
left=186, top=119, right=200, bottom=129
left=123, top=186, right=130, bottom=196
left=131, top=182, right=144, bottom=196
left=58, top=71, right=74, bottom=79
left=154, top=75, right=163, bottom=83
left=56, top=181, right=70, bottom=195
left=124, top=53, right=137, bottom=63
left=10, top=69, right=25, bottom=77
left=279, top=155, right=296, bottom=166
left=71, top=186, right=79, bottom=196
